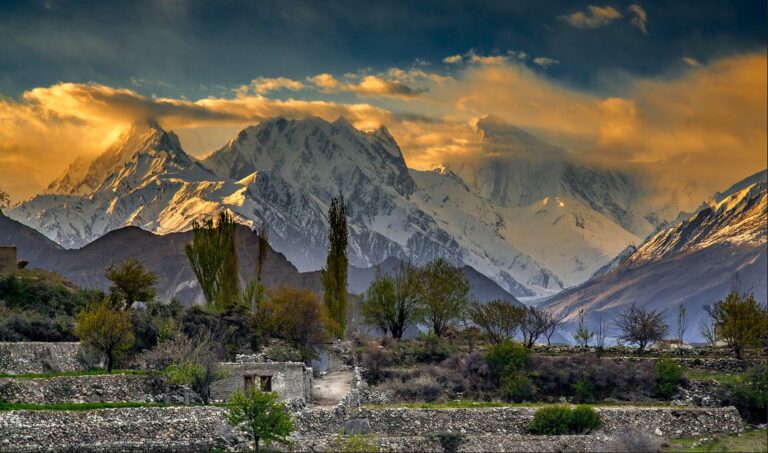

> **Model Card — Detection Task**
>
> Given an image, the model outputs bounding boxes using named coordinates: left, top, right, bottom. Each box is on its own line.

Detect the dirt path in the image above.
left=312, top=370, right=353, bottom=407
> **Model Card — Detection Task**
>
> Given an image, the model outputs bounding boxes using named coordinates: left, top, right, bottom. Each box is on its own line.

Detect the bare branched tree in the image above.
left=615, top=303, right=668, bottom=354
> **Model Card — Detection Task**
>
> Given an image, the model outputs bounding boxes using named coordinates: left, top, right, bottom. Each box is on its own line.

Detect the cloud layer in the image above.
left=0, top=52, right=765, bottom=209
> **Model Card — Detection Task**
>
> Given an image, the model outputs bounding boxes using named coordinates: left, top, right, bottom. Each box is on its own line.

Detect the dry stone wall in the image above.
left=294, top=406, right=744, bottom=440
left=0, top=407, right=241, bottom=452
left=0, top=342, right=89, bottom=375
left=0, top=374, right=164, bottom=404
left=0, top=405, right=745, bottom=452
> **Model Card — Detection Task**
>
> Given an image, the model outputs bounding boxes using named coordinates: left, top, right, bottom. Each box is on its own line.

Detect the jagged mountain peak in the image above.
left=47, top=119, right=192, bottom=195
left=202, top=115, right=415, bottom=199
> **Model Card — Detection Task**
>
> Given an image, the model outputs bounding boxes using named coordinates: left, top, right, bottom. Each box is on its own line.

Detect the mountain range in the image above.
left=2, top=114, right=765, bottom=341
left=540, top=169, right=767, bottom=342
left=7, top=115, right=679, bottom=298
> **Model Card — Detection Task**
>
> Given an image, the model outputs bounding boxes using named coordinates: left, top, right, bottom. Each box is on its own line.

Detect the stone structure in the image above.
left=211, top=361, right=312, bottom=405
left=0, top=342, right=90, bottom=375
left=0, top=246, right=17, bottom=274
left=0, top=405, right=745, bottom=452
left=0, top=374, right=164, bottom=404
left=293, top=406, right=744, bottom=440
left=0, top=406, right=240, bottom=452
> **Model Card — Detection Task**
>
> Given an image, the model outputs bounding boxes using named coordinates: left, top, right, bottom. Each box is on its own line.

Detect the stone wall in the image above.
left=0, top=374, right=164, bottom=404
left=211, top=362, right=312, bottom=405
left=0, top=405, right=745, bottom=452
left=0, top=406, right=242, bottom=452
left=0, top=342, right=90, bottom=375
left=294, top=406, right=744, bottom=440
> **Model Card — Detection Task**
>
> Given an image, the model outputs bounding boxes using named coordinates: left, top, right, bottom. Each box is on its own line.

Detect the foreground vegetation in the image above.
left=664, top=428, right=768, bottom=452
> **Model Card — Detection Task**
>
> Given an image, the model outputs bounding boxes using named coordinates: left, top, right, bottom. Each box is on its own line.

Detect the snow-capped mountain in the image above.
left=11, top=118, right=561, bottom=296
left=447, top=115, right=656, bottom=238
left=540, top=170, right=767, bottom=342
left=8, top=116, right=711, bottom=298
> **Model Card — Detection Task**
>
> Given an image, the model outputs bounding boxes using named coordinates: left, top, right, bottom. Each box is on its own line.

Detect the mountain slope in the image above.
left=540, top=170, right=768, bottom=342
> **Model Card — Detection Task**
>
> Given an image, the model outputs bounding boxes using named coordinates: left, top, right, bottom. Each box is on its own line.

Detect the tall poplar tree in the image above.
left=185, top=211, right=240, bottom=311
left=321, top=195, right=348, bottom=339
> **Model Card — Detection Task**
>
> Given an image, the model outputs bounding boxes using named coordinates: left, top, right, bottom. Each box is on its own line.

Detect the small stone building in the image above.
left=0, top=246, right=17, bottom=274
left=211, top=360, right=312, bottom=405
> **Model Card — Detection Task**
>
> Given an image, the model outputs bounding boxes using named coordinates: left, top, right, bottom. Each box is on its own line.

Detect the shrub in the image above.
left=529, top=405, right=572, bottom=435
left=431, top=431, right=465, bottom=453
left=572, top=379, right=595, bottom=403
left=333, top=432, right=379, bottom=452
left=654, top=358, right=683, bottom=399
left=530, top=405, right=601, bottom=435
left=726, top=366, right=768, bottom=423
left=569, top=405, right=601, bottom=434
left=360, top=341, right=394, bottom=385
left=502, top=373, right=536, bottom=403
left=528, top=355, right=656, bottom=401
left=414, top=333, right=456, bottom=363
left=485, top=341, right=529, bottom=378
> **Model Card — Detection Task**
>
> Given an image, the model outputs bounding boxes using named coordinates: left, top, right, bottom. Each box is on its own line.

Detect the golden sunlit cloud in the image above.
left=0, top=52, right=765, bottom=207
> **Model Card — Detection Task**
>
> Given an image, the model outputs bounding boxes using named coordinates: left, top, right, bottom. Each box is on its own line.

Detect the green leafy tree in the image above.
left=469, top=299, right=525, bottom=344
left=615, top=303, right=668, bottom=354
left=418, top=258, right=470, bottom=337
left=321, top=195, right=348, bottom=339
left=75, top=298, right=134, bottom=372
left=105, top=257, right=159, bottom=309
left=185, top=211, right=240, bottom=310
left=705, top=288, right=768, bottom=359
left=226, top=387, right=294, bottom=452
left=361, top=262, right=422, bottom=339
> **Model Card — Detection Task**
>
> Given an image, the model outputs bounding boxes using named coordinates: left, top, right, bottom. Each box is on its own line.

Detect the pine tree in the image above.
left=321, top=195, right=348, bottom=339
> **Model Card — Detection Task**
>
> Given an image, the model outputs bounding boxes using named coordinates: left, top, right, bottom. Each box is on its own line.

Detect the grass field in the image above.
left=365, top=400, right=686, bottom=409
left=665, top=429, right=768, bottom=452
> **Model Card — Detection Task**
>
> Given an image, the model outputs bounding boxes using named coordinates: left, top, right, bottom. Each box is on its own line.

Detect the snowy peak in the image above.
left=47, top=120, right=194, bottom=195
left=474, top=114, right=566, bottom=158
left=202, top=116, right=415, bottom=199
left=625, top=171, right=767, bottom=266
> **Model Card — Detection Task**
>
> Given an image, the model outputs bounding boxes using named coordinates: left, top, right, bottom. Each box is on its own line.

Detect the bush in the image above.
left=485, top=341, right=529, bottom=378
left=528, top=355, right=656, bottom=401
left=654, top=358, right=683, bottom=399
left=502, top=373, right=536, bottom=403
left=529, top=405, right=572, bottom=435
left=569, top=405, right=601, bottom=434
left=572, top=379, right=595, bottom=403
left=530, top=405, right=601, bottom=435
left=727, top=366, right=768, bottom=423
left=360, top=341, right=394, bottom=385
left=432, top=431, right=466, bottom=453
left=414, top=334, right=456, bottom=363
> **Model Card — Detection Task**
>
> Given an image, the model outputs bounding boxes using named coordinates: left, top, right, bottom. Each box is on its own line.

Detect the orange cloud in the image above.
left=0, top=52, right=764, bottom=209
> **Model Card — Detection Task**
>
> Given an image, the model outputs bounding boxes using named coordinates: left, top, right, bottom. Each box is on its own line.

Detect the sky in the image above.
left=0, top=0, right=766, bottom=200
